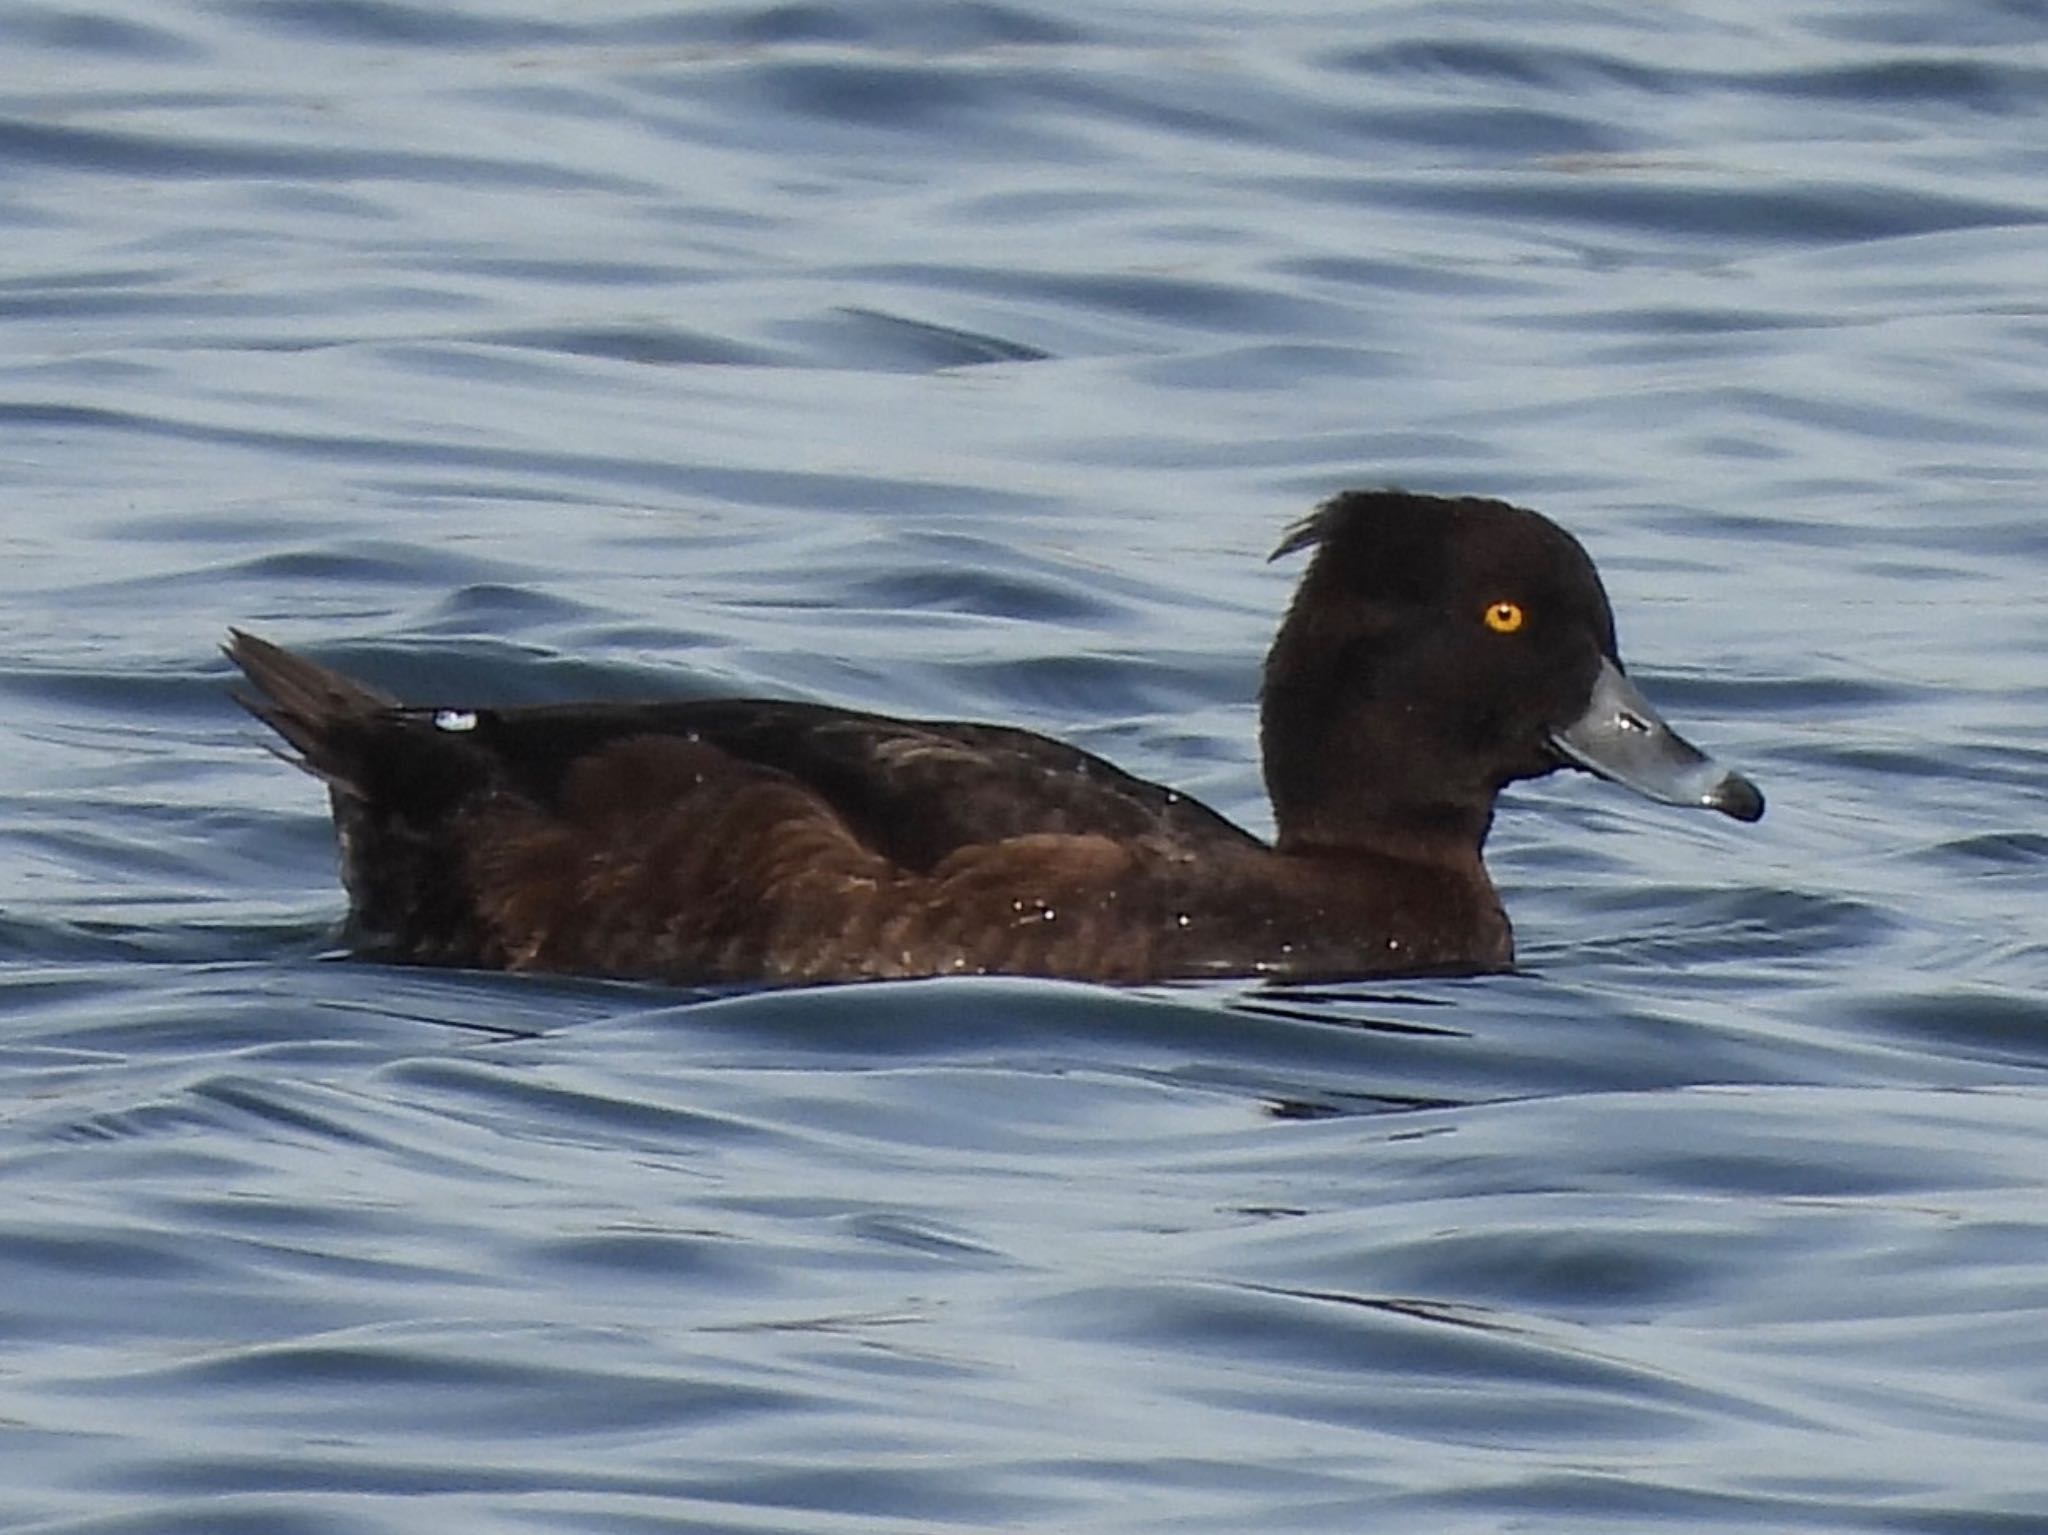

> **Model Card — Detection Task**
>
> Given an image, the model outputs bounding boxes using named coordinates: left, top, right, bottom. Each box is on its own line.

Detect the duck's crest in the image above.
left=1268, top=487, right=1413, bottom=563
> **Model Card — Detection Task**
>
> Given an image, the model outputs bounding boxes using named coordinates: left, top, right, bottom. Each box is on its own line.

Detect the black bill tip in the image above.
left=1706, top=770, right=1765, bottom=823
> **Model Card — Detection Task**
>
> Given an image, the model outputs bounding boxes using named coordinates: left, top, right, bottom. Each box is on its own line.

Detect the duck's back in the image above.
left=478, top=695, right=1266, bottom=870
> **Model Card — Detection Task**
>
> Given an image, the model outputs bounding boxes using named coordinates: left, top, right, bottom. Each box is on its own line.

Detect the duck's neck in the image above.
left=1260, top=682, right=1498, bottom=869
left=1271, top=799, right=1495, bottom=874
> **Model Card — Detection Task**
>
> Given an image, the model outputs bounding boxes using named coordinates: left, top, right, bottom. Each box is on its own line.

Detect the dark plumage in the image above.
left=227, top=490, right=1763, bottom=986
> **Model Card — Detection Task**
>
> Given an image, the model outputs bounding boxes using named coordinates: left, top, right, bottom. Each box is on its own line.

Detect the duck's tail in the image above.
left=226, top=629, right=506, bottom=963
left=224, top=628, right=397, bottom=800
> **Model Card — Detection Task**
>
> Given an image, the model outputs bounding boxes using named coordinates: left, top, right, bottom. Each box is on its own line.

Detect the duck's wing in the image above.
left=408, top=695, right=1266, bottom=870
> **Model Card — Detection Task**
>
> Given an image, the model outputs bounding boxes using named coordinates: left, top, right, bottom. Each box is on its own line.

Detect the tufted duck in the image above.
left=227, top=490, right=1762, bottom=985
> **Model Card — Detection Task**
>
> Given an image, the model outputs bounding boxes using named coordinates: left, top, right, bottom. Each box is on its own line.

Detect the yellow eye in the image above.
left=1483, top=600, right=1525, bottom=634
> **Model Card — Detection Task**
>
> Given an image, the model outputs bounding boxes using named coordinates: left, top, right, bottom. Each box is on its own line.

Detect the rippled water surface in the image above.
left=3, top=2, right=2046, bottom=1531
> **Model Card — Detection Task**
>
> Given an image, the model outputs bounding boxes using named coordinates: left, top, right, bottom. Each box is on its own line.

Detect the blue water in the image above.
left=3, top=1, right=2046, bottom=1530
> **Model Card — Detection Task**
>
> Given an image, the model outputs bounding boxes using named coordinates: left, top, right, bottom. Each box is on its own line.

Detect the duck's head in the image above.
left=1260, top=489, right=1763, bottom=855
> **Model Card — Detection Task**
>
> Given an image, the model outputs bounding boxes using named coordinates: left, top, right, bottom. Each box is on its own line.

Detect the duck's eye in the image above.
left=1483, top=600, right=1525, bottom=634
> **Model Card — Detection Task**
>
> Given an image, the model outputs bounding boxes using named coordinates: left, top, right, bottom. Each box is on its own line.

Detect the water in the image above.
left=3, top=1, right=2046, bottom=1530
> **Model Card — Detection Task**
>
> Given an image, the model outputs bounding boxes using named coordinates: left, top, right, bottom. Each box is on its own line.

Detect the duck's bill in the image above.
left=1549, top=657, right=1764, bottom=823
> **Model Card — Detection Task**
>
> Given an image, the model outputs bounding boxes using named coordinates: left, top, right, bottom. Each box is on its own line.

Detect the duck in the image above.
left=227, top=489, right=1762, bottom=987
